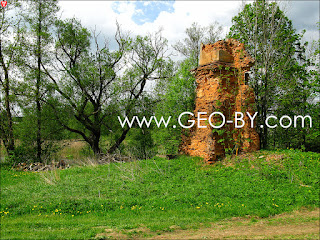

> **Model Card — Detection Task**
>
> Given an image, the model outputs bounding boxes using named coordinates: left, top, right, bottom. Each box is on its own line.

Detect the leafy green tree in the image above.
left=42, top=18, right=121, bottom=155
left=108, top=29, right=171, bottom=154
left=154, top=57, right=196, bottom=155
left=272, top=45, right=313, bottom=149
left=302, top=22, right=320, bottom=152
left=228, top=0, right=307, bottom=149
left=0, top=0, right=23, bottom=155
left=19, top=0, right=59, bottom=162
left=42, top=19, right=170, bottom=155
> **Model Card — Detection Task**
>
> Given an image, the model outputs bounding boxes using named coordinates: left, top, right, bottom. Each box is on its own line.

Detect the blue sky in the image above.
left=112, top=1, right=175, bottom=25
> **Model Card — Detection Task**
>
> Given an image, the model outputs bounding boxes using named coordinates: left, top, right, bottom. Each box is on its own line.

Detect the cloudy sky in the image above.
left=58, top=1, right=319, bottom=53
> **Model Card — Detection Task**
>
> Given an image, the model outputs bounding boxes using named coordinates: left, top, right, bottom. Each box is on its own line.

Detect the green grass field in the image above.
left=0, top=149, right=319, bottom=239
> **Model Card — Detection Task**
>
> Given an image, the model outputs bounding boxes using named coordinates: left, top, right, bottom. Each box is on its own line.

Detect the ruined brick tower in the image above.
left=180, top=39, right=260, bottom=163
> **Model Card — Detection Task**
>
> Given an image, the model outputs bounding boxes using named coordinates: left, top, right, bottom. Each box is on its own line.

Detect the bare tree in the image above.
left=173, top=21, right=223, bottom=67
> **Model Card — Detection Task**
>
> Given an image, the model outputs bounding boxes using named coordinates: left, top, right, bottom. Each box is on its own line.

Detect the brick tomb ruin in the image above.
left=180, top=39, right=260, bottom=163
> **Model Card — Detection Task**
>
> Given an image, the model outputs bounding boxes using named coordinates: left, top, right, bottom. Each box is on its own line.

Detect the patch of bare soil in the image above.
left=153, top=209, right=320, bottom=240
left=95, top=209, right=319, bottom=239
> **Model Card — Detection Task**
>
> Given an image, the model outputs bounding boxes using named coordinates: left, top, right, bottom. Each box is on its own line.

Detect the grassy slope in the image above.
left=0, top=149, right=319, bottom=239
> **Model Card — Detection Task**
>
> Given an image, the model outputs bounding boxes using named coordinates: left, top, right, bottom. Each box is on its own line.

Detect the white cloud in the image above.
left=57, top=1, right=319, bottom=54
left=148, top=1, right=241, bottom=44
left=58, top=1, right=240, bottom=43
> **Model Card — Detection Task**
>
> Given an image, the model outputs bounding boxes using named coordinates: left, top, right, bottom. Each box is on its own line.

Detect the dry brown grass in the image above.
left=220, top=150, right=287, bottom=170
left=59, top=139, right=88, bottom=159
left=95, top=208, right=320, bottom=239
left=39, top=166, right=61, bottom=185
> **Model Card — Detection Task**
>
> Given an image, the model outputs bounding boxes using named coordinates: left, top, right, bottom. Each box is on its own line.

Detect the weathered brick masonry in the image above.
left=180, top=39, right=260, bottom=163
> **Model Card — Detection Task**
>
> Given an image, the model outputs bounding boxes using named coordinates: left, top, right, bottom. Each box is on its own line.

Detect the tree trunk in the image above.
left=261, top=106, right=268, bottom=149
left=90, top=132, right=101, bottom=155
left=36, top=1, right=42, bottom=162
left=261, top=73, right=268, bottom=149
left=0, top=41, right=15, bottom=154
left=108, top=127, right=130, bottom=153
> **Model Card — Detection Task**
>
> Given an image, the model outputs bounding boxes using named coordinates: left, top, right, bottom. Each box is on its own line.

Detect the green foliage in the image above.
left=124, top=96, right=156, bottom=159
left=1, top=0, right=319, bottom=168
left=6, top=142, right=60, bottom=166
left=47, top=22, right=171, bottom=155
left=14, top=0, right=61, bottom=163
left=55, top=18, right=91, bottom=55
left=0, top=0, right=25, bottom=155
left=126, top=128, right=155, bottom=159
left=12, top=100, right=64, bottom=164
left=228, top=0, right=318, bottom=150
left=154, top=57, right=196, bottom=154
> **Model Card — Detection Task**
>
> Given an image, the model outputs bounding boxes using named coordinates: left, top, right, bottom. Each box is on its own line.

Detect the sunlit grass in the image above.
left=1, top=149, right=319, bottom=239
